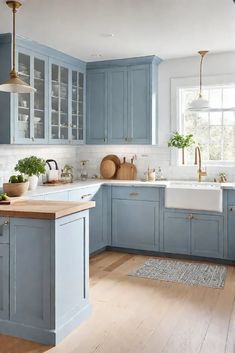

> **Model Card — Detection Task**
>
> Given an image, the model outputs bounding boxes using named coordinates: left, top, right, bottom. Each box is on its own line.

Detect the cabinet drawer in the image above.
left=0, top=217, right=10, bottom=244
left=44, top=191, right=69, bottom=201
left=69, top=185, right=101, bottom=201
left=112, top=186, right=160, bottom=201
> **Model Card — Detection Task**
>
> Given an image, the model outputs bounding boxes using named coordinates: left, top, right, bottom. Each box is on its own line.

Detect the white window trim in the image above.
left=170, top=73, right=235, bottom=167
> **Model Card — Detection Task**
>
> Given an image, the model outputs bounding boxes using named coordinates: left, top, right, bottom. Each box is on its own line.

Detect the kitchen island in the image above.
left=0, top=200, right=95, bottom=345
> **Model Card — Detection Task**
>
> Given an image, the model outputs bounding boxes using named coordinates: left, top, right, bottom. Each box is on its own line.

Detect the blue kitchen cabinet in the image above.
left=191, top=214, right=223, bottom=259
left=89, top=187, right=109, bottom=254
left=0, top=245, right=9, bottom=320
left=112, top=198, right=160, bottom=251
left=163, top=212, right=191, bottom=254
left=68, top=185, right=109, bottom=254
left=86, top=69, right=108, bottom=144
left=127, top=64, right=151, bottom=144
left=0, top=33, right=86, bottom=145
left=227, top=206, right=235, bottom=260
left=163, top=211, right=223, bottom=259
left=108, top=68, right=128, bottom=144
left=86, top=56, right=161, bottom=145
left=9, top=218, right=51, bottom=328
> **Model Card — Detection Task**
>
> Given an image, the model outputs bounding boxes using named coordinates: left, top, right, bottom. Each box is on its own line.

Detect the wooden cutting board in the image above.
left=116, top=157, right=137, bottom=180
left=100, top=159, right=116, bottom=179
left=0, top=196, right=27, bottom=205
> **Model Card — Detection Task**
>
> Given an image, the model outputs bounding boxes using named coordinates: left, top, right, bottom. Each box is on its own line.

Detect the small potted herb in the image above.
left=15, top=156, right=46, bottom=190
left=168, top=132, right=195, bottom=165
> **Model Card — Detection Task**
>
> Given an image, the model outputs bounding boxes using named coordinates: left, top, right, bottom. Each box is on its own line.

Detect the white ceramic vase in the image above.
left=28, top=175, right=39, bottom=190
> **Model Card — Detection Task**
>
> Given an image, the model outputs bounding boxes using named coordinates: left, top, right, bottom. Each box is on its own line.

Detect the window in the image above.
left=179, top=85, right=235, bottom=164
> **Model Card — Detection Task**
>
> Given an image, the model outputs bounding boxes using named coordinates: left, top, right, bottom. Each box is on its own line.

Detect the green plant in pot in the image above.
left=15, top=156, right=46, bottom=190
left=168, top=132, right=195, bottom=165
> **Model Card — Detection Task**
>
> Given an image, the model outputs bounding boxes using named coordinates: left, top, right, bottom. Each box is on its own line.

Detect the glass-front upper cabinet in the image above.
left=16, top=50, right=48, bottom=143
left=51, top=64, right=69, bottom=142
left=50, top=62, right=84, bottom=144
left=71, top=70, right=84, bottom=143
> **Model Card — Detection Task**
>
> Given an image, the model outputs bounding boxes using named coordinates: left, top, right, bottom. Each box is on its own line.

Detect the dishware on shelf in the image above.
left=34, top=117, right=41, bottom=123
left=18, top=114, right=29, bottom=122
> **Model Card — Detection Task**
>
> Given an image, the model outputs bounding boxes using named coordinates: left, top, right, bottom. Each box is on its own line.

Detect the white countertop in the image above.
left=26, top=179, right=235, bottom=197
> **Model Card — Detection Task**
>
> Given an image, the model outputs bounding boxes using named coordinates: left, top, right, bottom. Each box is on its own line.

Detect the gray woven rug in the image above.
left=129, top=258, right=227, bottom=288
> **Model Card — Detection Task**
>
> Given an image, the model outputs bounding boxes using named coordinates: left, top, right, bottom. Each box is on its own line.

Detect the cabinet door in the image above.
left=0, top=217, right=10, bottom=244
left=127, top=64, right=151, bottom=144
left=10, top=218, right=51, bottom=328
left=71, top=70, right=84, bottom=144
left=163, top=212, right=190, bottom=254
left=108, top=68, right=128, bottom=144
left=86, top=70, right=108, bottom=144
left=227, top=206, right=235, bottom=260
left=112, top=199, right=159, bottom=250
left=0, top=245, right=9, bottom=320
left=191, top=214, right=223, bottom=259
left=16, top=49, right=48, bottom=144
left=50, top=62, right=69, bottom=144
left=89, top=188, right=106, bottom=254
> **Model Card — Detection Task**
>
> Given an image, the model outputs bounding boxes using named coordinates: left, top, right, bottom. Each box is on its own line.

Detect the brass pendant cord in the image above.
left=198, top=50, right=208, bottom=98
left=12, top=3, right=16, bottom=75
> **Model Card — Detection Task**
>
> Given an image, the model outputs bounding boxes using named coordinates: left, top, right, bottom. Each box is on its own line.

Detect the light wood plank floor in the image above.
left=1, top=251, right=235, bottom=353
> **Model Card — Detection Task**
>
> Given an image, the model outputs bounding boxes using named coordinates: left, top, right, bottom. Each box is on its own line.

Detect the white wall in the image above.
left=77, top=51, right=235, bottom=181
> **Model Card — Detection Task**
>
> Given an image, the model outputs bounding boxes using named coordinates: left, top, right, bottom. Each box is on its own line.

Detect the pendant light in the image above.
left=188, top=50, right=209, bottom=111
left=0, top=1, right=36, bottom=93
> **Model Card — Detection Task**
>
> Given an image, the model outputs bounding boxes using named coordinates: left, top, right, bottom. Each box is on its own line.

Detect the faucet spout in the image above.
left=194, top=146, right=207, bottom=182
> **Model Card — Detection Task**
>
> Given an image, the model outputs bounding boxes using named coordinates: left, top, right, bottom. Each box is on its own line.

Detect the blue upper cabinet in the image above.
left=86, top=69, right=108, bottom=144
left=86, top=56, right=161, bottom=145
left=0, top=33, right=86, bottom=145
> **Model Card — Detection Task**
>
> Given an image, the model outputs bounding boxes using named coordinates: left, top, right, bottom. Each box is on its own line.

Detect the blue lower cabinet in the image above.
left=112, top=199, right=160, bottom=251
left=191, top=214, right=223, bottom=259
left=89, top=188, right=106, bottom=254
left=227, top=206, right=235, bottom=260
left=10, top=218, right=51, bottom=328
left=163, top=212, right=190, bottom=254
left=0, top=245, right=9, bottom=320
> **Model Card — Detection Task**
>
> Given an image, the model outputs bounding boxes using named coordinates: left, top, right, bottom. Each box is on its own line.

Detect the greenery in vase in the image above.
left=168, top=132, right=195, bottom=164
left=15, top=156, right=46, bottom=177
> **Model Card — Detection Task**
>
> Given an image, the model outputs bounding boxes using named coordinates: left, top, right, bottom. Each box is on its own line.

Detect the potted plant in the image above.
left=15, top=156, right=46, bottom=190
left=168, top=132, right=195, bottom=165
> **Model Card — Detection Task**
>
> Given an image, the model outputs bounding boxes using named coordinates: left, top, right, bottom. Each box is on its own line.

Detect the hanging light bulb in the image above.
left=0, top=1, right=36, bottom=93
left=188, top=50, right=209, bottom=111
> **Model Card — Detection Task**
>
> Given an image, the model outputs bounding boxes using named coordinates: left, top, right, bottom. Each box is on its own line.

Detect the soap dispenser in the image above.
left=80, top=160, right=89, bottom=181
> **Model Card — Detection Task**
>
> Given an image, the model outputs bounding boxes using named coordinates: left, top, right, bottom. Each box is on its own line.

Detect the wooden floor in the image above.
left=1, top=251, right=235, bottom=353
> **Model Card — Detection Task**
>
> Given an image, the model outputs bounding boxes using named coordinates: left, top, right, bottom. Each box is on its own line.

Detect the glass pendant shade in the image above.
left=188, top=94, right=209, bottom=111
left=0, top=1, right=36, bottom=94
left=188, top=50, right=209, bottom=112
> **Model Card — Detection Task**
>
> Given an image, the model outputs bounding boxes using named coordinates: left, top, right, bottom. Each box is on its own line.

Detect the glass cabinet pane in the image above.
left=72, top=70, right=84, bottom=142
left=18, top=53, right=30, bottom=139
left=51, top=64, right=69, bottom=140
left=34, top=58, right=45, bottom=139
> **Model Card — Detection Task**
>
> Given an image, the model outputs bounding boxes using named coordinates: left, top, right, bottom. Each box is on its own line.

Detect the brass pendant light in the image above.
left=188, top=50, right=209, bottom=111
left=0, top=1, right=36, bottom=93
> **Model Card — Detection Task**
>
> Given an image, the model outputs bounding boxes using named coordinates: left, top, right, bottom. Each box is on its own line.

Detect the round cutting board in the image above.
left=102, top=155, right=121, bottom=168
left=100, top=159, right=116, bottom=179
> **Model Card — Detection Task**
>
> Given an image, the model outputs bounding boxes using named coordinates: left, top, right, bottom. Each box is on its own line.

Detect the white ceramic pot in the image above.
left=28, top=175, right=39, bottom=190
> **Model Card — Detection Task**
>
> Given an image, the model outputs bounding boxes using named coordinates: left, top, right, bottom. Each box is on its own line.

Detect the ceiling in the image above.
left=0, top=0, right=235, bottom=62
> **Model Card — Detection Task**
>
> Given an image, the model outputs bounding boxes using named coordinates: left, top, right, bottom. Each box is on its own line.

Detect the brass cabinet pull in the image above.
left=0, top=220, right=9, bottom=233
left=186, top=214, right=194, bottom=220
left=129, top=192, right=139, bottom=196
left=81, top=193, right=92, bottom=199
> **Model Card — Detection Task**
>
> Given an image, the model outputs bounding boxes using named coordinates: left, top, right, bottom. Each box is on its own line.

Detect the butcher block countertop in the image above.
left=0, top=200, right=95, bottom=220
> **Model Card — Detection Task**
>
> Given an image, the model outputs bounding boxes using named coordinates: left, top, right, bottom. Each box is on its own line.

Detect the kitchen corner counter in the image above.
left=0, top=199, right=95, bottom=220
